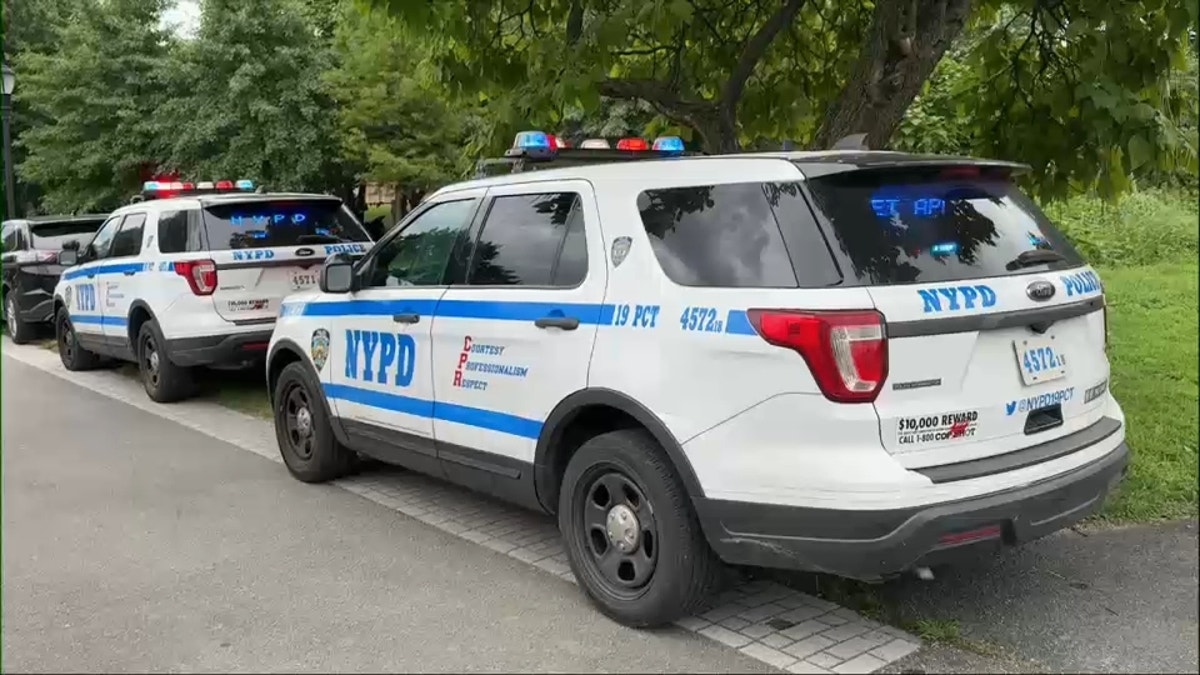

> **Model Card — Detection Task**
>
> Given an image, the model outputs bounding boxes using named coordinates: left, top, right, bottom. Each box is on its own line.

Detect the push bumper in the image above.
left=166, top=330, right=274, bottom=368
left=695, top=437, right=1129, bottom=581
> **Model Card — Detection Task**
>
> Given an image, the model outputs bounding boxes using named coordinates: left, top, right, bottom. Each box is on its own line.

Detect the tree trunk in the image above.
left=812, top=0, right=973, bottom=151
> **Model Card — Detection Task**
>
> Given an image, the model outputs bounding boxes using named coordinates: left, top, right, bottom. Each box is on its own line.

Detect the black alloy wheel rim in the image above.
left=59, top=316, right=75, bottom=360
left=578, top=467, right=659, bottom=597
left=282, top=383, right=315, bottom=461
left=141, top=334, right=161, bottom=390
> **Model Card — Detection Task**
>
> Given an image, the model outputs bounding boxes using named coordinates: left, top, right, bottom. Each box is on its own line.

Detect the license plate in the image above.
left=1014, top=335, right=1068, bottom=386
left=289, top=269, right=319, bottom=291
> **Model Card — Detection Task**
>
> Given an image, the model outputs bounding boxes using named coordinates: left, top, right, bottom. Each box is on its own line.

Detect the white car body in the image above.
left=267, top=149, right=1127, bottom=620
left=52, top=190, right=371, bottom=395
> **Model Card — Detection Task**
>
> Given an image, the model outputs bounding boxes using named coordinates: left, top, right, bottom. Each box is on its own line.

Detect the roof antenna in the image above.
left=831, top=133, right=870, bottom=151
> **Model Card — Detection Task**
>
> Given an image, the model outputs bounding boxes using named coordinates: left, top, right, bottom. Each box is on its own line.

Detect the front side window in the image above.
left=467, top=192, right=585, bottom=287
left=88, top=216, right=124, bottom=260
left=111, top=213, right=146, bottom=258
left=364, top=199, right=477, bottom=288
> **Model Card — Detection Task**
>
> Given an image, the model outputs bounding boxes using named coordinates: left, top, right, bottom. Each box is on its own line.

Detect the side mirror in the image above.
left=58, top=249, right=79, bottom=267
left=62, top=240, right=81, bottom=251
left=319, top=254, right=355, bottom=294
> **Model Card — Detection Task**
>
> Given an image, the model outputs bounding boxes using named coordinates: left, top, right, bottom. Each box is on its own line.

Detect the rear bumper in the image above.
left=695, top=438, right=1128, bottom=581
left=166, top=330, right=274, bottom=368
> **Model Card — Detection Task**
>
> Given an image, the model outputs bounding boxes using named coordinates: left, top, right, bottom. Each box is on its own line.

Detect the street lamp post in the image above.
left=2, top=62, right=16, bottom=220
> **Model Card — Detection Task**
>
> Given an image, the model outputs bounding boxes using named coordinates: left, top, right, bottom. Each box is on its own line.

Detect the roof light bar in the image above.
left=579, top=138, right=611, bottom=149
left=652, top=136, right=686, bottom=155
left=616, top=137, right=649, bottom=151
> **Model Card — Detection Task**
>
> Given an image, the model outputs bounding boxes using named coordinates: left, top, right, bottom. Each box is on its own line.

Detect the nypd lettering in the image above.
left=1061, top=270, right=1101, bottom=297
left=917, top=284, right=997, bottom=313
left=897, top=410, right=979, bottom=445
left=343, top=329, right=417, bottom=387
left=232, top=249, right=275, bottom=261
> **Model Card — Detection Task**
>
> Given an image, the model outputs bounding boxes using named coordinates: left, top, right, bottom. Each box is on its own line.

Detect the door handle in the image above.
left=123, top=271, right=136, bottom=276
left=534, top=316, right=580, bottom=331
left=392, top=313, right=420, bottom=324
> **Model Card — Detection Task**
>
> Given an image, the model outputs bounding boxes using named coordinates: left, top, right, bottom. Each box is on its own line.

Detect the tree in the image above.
left=375, top=0, right=1197, bottom=199
left=324, top=6, right=472, bottom=218
left=16, top=0, right=176, bottom=213
left=163, top=0, right=345, bottom=194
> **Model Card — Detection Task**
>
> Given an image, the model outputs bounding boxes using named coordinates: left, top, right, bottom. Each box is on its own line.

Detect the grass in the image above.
left=1095, top=262, right=1198, bottom=521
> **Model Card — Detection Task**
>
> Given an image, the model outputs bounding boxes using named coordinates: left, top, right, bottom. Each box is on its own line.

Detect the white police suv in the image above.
left=265, top=133, right=1127, bottom=627
left=53, top=180, right=372, bottom=402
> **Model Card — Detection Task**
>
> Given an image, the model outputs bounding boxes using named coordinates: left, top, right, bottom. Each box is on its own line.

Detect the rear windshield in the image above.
left=201, top=199, right=371, bottom=250
left=29, top=220, right=105, bottom=250
left=804, top=170, right=1084, bottom=285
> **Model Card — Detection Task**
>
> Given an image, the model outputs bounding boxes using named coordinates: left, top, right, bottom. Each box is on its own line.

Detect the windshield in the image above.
left=201, top=199, right=371, bottom=250
left=804, top=169, right=1084, bottom=286
left=29, top=220, right=106, bottom=250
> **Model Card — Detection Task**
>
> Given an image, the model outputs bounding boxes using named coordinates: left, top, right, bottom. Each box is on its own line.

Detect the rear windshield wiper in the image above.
left=1005, top=248, right=1066, bottom=271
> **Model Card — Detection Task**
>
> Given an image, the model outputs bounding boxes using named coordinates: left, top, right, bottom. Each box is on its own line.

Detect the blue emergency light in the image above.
left=652, top=136, right=685, bottom=155
left=513, top=131, right=552, bottom=151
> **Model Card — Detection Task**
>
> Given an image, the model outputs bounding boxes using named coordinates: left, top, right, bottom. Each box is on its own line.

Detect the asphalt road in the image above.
left=1, top=356, right=771, bottom=673
left=877, top=519, right=1199, bottom=674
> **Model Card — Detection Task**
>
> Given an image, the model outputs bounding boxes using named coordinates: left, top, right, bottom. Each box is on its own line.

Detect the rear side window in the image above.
left=804, top=170, right=1085, bottom=285
left=636, top=183, right=802, bottom=288
left=157, top=210, right=205, bottom=253
left=467, top=192, right=586, bottom=287
left=111, top=213, right=146, bottom=257
left=29, top=220, right=104, bottom=250
left=201, top=199, right=371, bottom=250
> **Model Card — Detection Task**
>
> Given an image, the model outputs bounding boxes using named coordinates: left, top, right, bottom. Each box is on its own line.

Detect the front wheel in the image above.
left=4, top=294, right=36, bottom=344
left=55, top=306, right=102, bottom=370
left=558, top=429, right=721, bottom=628
left=272, top=361, right=356, bottom=483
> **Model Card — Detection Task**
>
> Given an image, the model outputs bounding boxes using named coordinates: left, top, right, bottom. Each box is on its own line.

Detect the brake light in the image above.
left=746, top=309, right=888, bottom=403
left=174, top=259, right=218, bottom=296
left=616, top=137, right=649, bottom=151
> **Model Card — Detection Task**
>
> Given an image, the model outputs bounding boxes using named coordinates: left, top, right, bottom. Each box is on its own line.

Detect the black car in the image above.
left=2, top=214, right=107, bottom=343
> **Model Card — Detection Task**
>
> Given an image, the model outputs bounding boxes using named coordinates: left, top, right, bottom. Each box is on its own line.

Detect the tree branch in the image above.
left=720, top=0, right=806, bottom=110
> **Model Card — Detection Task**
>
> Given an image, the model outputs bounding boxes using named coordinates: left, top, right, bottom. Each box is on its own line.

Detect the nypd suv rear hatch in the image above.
left=799, top=159, right=1111, bottom=475
left=197, top=193, right=372, bottom=325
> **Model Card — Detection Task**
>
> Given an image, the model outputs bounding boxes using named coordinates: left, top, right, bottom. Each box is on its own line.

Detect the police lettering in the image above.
left=325, top=243, right=368, bottom=255
left=343, top=329, right=416, bottom=387
left=918, top=284, right=998, bottom=313
left=1061, top=270, right=1101, bottom=297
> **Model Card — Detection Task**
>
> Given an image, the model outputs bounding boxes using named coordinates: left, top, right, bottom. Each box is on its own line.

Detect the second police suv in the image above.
left=52, top=179, right=372, bottom=401
left=268, top=132, right=1127, bottom=627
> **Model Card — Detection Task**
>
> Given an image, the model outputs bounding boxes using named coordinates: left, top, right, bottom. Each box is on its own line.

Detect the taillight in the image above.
left=746, top=309, right=888, bottom=403
left=1102, top=304, right=1109, bottom=352
left=174, top=259, right=218, bottom=296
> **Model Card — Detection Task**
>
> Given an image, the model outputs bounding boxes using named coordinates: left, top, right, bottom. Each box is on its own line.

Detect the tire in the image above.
left=137, top=319, right=197, bottom=403
left=55, top=306, right=103, bottom=370
left=558, top=428, right=722, bottom=628
left=5, top=293, right=36, bottom=345
left=272, top=361, right=356, bottom=483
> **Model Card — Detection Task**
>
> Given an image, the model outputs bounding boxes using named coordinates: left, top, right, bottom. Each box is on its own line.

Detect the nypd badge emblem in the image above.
left=310, top=328, right=330, bottom=371
left=610, top=236, right=632, bottom=268
left=63, top=285, right=73, bottom=309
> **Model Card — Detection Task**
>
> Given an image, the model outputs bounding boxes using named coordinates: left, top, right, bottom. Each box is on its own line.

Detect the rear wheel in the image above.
left=4, top=294, right=36, bottom=344
left=137, top=320, right=197, bottom=403
left=55, top=306, right=102, bottom=370
left=558, top=429, right=721, bottom=628
left=272, top=361, right=356, bottom=483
